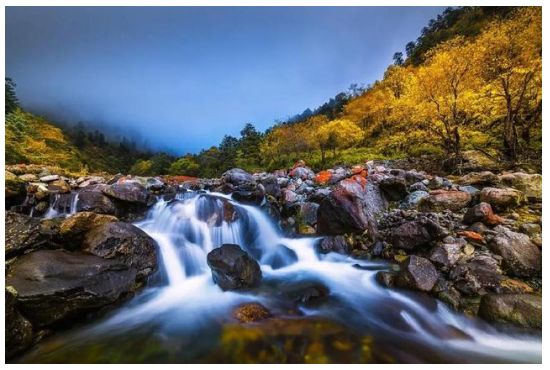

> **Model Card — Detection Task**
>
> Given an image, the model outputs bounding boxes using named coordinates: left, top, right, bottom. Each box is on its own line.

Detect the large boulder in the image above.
left=449, top=255, right=502, bottom=295
left=76, top=185, right=117, bottom=215
left=5, top=287, right=34, bottom=359
left=395, top=256, right=438, bottom=292
left=289, top=163, right=315, bottom=181
left=47, top=179, right=71, bottom=194
left=59, top=212, right=119, bottom=245
left=221, top=168, right=254, bottom=186
left=5, top=212, right=53, bottom=258
left=462, top=202, right=504, bottom=226
left=418, top=190, right=472, bottom=212
left=489, top=226, right=541, bottom=278
left=478, top=294, right=542, bottom=329
left=6, top=250, right=137, bottom=327
left=379, top=176, right=408, bottom=201
left=207, top=244, right=262, bottom=291
left=82, top=222, right=158, bottom=280
left=317, top=177, right=386, bottom=236
left=457, top=171, right=498, bottom=187
left=316, top=235, right=352, bottom=255
left=102, top=180, right=151, bottom=205
left=498, top=172, right=542, bottom=202
left=479, top=187, right=525, bottom=211
left=389, top=217, right=447, bottom=250
left=6, top=170, right=26, bottom=207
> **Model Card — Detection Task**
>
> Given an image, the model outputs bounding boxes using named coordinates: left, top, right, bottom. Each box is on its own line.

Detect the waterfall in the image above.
left=42, top=192, right=80, bottom=219
left=22, top=191, right=541, bottom=363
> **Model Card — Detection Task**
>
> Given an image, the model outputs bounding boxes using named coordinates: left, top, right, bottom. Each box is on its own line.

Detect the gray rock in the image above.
left=479, top=294, right=542, bottom=329
left=489, top=226, right=541, bottom=278
left=395, top=256, right=438, bottom=292
left=206, top=244, right=262, bottom=291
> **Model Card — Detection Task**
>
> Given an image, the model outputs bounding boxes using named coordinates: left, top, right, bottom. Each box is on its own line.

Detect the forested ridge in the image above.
left=5, top=6, right=541, bottom=177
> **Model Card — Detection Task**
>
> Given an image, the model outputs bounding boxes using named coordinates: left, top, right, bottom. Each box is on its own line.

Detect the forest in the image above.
left=5, top=6, right=542, bottom=177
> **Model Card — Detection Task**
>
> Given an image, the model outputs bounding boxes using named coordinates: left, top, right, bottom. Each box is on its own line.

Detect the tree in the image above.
left=168, top=155, right=200, bottom=176
left=5, top=78, right=19, bottom=114
left=312, top=119, right=363, bottom=162
left=476, top=7, right=542, bottom=160
left=410, top=37, right=482, bottom=156
left=393, top=52, right=404, bottom=66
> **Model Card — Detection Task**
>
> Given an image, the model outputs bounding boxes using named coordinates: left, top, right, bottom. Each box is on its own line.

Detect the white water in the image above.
left=23, top=191, right=542, bottom=363
left=41, top=192, right=79, bottom=219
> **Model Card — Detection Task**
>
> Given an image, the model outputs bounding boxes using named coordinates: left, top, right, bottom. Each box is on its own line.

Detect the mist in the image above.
left=5, top=6, right=444, bottom=155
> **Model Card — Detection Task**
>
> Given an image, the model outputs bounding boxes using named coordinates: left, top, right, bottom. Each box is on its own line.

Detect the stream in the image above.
left=18, top=192, right=542, bottom=363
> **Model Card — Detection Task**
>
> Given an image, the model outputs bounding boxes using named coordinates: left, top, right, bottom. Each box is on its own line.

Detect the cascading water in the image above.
left=19, top=191, right=542, bottom=363
left=41, top=192, right=80, bottom=219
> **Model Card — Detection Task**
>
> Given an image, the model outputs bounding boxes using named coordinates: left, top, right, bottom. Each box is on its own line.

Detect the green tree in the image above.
left=5, top=78, right=19, bottom=114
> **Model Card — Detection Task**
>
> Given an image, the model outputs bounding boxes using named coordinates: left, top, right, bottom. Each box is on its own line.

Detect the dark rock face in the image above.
left=6, top=250, right=137, bottom=327
left=102, top=181, right=150, bottom=205
left=221, top=168, right=254, bottom=186
left=59, top=212, right=118, bottom=246
left=82, top=222, right=158, bottom=280
left=259, top=175, right=282, bottom=199
left=316, top=235, right=352, bottom=255
left=5, top=287, right=34, bottom=359
left=379, top=176, right=408, bottom=201
left=206, top=244, right=262, bottom=291
left=478, top=294, right=542, bottom=329
left=463, top=202, right=503, bottom=226
left=76, top=185, right=117, bottom=215
left=284, top=281, right=330, bottom=306
left=449, top=255, right=502, bottom=295
left=395, top=256, right=438, bottom=292
left=231, top=183, right=265, bottom=205
left=418, top=190, right=472, bottom=212
left=232, top=303, right=272, bottom=323
left=489, top=226, right=541, bottom=278
left=428, top=243, right=461, bottom=270
left=317, top=185, right=370, bottom=235
left=389, top=217, right=447, bottom=250
left=5, top=212, right=48, bottom=258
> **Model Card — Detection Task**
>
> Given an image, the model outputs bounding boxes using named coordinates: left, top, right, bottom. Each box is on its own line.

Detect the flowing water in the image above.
left=18, top=192, right=542, bottom=363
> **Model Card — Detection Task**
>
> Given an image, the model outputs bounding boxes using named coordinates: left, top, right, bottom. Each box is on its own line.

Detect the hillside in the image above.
left=5, top=109, right=155, bottom=175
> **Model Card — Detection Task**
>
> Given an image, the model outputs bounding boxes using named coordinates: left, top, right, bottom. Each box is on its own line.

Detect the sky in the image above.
left=6, top=6, right=445, bottom=155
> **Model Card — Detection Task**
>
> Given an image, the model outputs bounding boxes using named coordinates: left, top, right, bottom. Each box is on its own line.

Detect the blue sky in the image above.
left=6, top=6, right=445, bottom=154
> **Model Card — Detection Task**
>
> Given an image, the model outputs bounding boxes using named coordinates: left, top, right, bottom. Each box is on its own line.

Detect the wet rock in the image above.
left=232, top=183, right=265, bottom=205
left=395, top=256, right=438, bottom=292
left=6, top=250, right=137, bottom=327
left=409, top=182, right=429, bottom=192
left=259, top=175, right=281, bottom=199
left=6, top=171, right=27, bottom=207
left=478, top=294, right=542, bottom=329
left=428, top=243, right=461, bottom=270
left=39, top=174, right=60, bottom=183
left=26, top=182, right=49, bottom=200
left=5, top=212, right=52, bottom=258
left=376, top=271, right=396, bottom=288
left=463, top=202, right=504, bottom=226
left=76, top=185, right=117, bottom=215
left=418, top=190, right=471, bottom=212
left=207, top=244, right=262, bottom=291
left=489, top=226, right=541, bottom=278
left=379, top=176, right=408, bottom=201
left=299, top=202, right=319, bottom=227
left=102, top=181, right=151, bottom=205
left=498, top=172, right=542, bottom=202
left=289, top=165, right=315, bottom=181
left=47, top=179, right=71, bottom=194
left=399, top=190, right=429, bottom=209
left=457, top=171, right=498, bottom=187
left=479, top=187, right=525, bottom=211
left=18, top=173, right=38, bottom=182
left=389, top=217, right=447, bottom=250
left=82, top=222, right=158, bottom=280
left=59, top=212, right=118, bottom=245
left=284, top=281, right=330, bottom=306
left=449, top=255, right=502, bottom=295
left=77, top=176, right=105, bottom=188
left=316, top=184, right=370, bottom=235
left=233, top=303, right=272, bottom=323
left=5, top=287, right=34, bottom=359
left=221, top=168, right=255, bottom=186
left=316, top=235, right=352, bottom=255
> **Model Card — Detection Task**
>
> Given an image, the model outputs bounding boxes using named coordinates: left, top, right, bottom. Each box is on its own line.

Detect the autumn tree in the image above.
left=476, top=7, right=542, bottom=160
